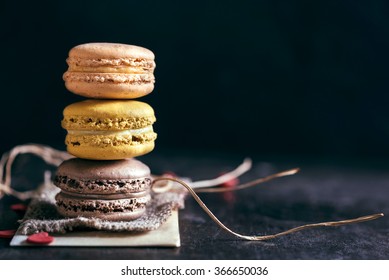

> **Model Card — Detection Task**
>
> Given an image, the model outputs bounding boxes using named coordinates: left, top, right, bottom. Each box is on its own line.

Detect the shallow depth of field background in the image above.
left=1, top=0, right=388, bottom=159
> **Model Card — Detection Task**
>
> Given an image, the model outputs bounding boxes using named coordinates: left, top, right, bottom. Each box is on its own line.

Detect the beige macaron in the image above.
left=63, top=43, right=156, bottom=99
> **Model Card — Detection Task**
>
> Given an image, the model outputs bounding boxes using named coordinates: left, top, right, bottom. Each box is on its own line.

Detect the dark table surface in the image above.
left=0, top=150, right=388, bottom=259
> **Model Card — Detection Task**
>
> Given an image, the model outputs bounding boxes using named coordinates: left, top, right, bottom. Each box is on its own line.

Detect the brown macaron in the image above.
left=63, top=43, right=156, bottom=99
left=54, top=158, right=152, bottom=221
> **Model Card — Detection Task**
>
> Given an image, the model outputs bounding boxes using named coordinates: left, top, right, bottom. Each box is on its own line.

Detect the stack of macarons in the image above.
left=54, top=43, right=157, bottom=221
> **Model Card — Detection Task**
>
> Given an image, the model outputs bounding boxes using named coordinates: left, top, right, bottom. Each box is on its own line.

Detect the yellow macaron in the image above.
left=63, top=43, right=156, bottom=99
left=62, top=100, right=157, bottom=160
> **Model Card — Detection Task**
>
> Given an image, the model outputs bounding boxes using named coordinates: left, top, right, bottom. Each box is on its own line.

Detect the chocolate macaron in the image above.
left=54, top=158, right=152, bottom=221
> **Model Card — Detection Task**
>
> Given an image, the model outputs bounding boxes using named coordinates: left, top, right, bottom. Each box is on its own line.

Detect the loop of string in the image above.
left=0, top=144, right=72, bottom=200
left=152, top=177, right=384, bottom=241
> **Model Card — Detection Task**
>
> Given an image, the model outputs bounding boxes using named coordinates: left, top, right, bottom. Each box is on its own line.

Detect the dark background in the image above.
left=1, top=0, right=388, bottom=261
left=1, top=0, right=389, bottom=159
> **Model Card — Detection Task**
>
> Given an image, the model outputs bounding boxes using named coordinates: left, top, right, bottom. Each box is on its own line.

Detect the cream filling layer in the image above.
left=63, top=72, right=154, bottom=83
left=67, top=57, right=155, bottom=68
left=60, top=190, right=150, bottom=200
left=67, top=126, right=153, bottom=136
left=68, top=65, right=153, bottom=74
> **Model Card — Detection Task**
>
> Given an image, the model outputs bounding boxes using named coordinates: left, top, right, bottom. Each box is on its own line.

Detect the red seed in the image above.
left=0, top=229, right=17, bottom=238
left=10, top=204, right=28, bottom=211
left=26, top=232, right=54, bottom=244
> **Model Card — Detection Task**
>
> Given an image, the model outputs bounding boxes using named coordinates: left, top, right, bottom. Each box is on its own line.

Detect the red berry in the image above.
left=26, top=232, right=54, bottom=244
left=0, top=229, right=17, bottom=238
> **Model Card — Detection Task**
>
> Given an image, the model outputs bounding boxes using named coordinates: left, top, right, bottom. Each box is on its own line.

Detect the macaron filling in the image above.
left=59, top=190, right=150, bottom=199
left=56, top=192, right=151, bottom=214
left=67, top=125, right=153, bottom=136
left=67, top=57, right=155, bottom=68
left=54, top=176, right=152, bottom=194
left=62, top=116, right=156, bottom=130
left=68, top=65, right=153, bottom=74
left=63, top=72, right=154, bottom=84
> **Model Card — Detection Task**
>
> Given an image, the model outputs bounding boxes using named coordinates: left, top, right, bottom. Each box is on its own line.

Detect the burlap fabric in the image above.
left=17, top=181, right=187, bottom=235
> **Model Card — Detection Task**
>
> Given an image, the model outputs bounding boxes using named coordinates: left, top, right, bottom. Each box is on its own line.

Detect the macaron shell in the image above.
left=62, top=100, right=155, bottom=130
left=54, top=158, right=152, bottom=194
left=64, top=79, right=154, bottom=99
left=68, top=43, right=155, bottom=60
left=65, top=130, right=157, bottom=154
left=66, top=140, right=155, bottom=160
left=55, top=158, right=151, bottom=180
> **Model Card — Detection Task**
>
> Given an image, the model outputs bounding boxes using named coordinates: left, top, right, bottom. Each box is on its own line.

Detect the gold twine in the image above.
left=0, top=144, right=384, bottom=241
left=152, top=177, right=384, bottom=241
left=0, top=144, right=72, bottom=200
